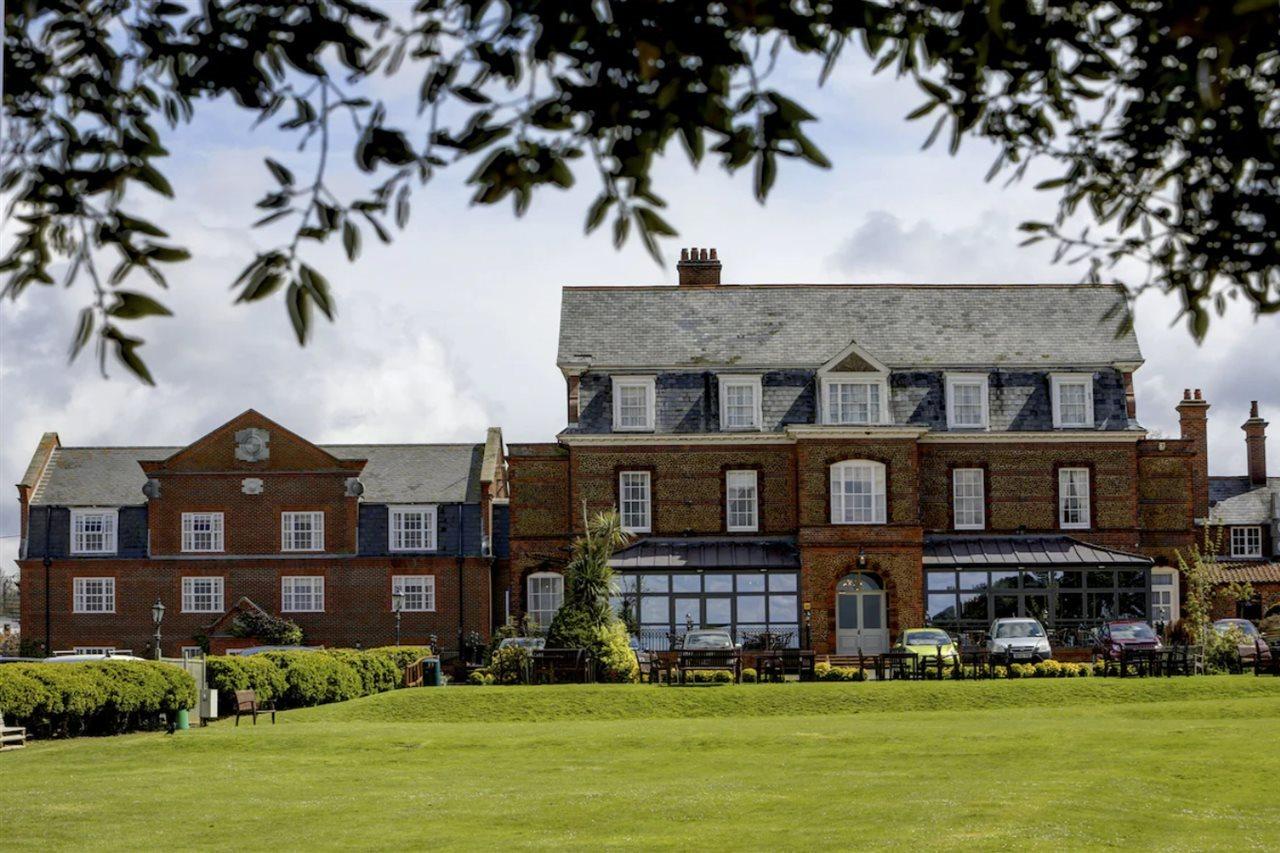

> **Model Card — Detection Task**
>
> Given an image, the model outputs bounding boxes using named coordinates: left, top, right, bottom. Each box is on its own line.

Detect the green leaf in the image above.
left=134, top=165, right=174, bottom=197
left=342, top=221, right=361, bottom=261
left=285, top=282, right=312, bottom=346
left=298, top=264, right=335, bottom=320
left=106, top=291, right=173, bottom=320
left=103, top=325, right=155, bottom=385
left=584, top=194, right=614, bottom=233
left=68, top=308, right=94, bottom=361
left=754, top=151, right=777, bottom=202
left=265, top=158, right=294, bottom=186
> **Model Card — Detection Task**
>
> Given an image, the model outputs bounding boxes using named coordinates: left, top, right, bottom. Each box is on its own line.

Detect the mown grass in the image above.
left=5, top=677, right=1279, bottom=851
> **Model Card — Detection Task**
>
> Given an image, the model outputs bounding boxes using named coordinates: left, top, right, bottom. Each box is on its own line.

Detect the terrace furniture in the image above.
left=1, top=713, right=26, bottom=751
left=403, top=656, right=444, bottom=688
left=530, top=648, right=594, bottom=685
left=820, top=654, right=879, bottom=669
left=877, top=651, right=921, bottom=681
left=1116, top=647, right=1160, bottom=678
left=756, top=650, right=816, bottom=683
left=640, top=650, right=674, bottom=684
left=957, top=650, right=992, bottom=680
left=233, top=690, right=276, bottom=726
left=676, top=648, right=742, bottom=684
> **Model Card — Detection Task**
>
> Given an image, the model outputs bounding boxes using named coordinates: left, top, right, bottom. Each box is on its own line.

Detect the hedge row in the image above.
left=205, top=646, right=433, bottom=713
left=0, top=661, right=197, bottom=739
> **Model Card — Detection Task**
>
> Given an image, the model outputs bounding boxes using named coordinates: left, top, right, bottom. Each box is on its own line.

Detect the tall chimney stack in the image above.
left=1177, top=388, right=1211, bottom=521
left=676, top=246, right=721, bottom=287
left=1243, top=400, right=1269, bottom=487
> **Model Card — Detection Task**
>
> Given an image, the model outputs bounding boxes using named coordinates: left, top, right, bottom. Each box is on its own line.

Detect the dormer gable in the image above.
left=817, top=341, right=892, bottom=426
left=819, top=340, right=890, bottom=376
left=139, top=410, right=365, bottom=476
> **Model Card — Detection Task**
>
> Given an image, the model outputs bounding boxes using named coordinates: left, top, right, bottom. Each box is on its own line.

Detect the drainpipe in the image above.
left=457, top=504, right=465, bottom=662
left=43, top=507, right=53, bottom=654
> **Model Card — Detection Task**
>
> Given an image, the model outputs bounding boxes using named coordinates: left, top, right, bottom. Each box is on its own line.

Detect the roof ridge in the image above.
left=563, top=282, right=1119, bottom=291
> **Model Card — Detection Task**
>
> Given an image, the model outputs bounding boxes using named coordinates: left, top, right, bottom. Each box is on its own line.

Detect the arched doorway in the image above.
left=835, top=573, right=888, bottom=654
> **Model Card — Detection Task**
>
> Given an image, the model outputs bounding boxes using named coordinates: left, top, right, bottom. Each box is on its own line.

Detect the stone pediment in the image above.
left=138, top=409, right=365, bottom=475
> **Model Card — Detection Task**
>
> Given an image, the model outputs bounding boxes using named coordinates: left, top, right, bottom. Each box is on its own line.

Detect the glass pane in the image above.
left=928, top=594, right=958, bottom=622
left=771, top=625, right=800, bottom=648
left=959, top=592, right=988, bottom=621
left=991, top=572, right=1019, bottom=590
left=672, top=574, right=701, bottom=593
left=927, top=572, right=957, bottom=591
left=737, top=595, right=766, bottom=622
left=769, top=595, right=798, bottom=622
left=1057, top=593, right=1084, bottom=620
left=994, top=595, right=1018, bottom=618
left=1087, top=593, right=1113, bottom=620
left=1022, top=572, right=1049, bottom=589
left=1118, top=592, right=1146, bottom=617
left=1152, top=572, right=1174, bottom=586
left=640, top=575, right=669, bottom=593
left=737, top=574, right=766, bottom=592
left=1117, top=571, right=1146, bottom=589
left=1024, top=595, right=1050, bottom=623
left=769, top=574, right=798, bottom=592
left=674, top=598, right=701, bottom=628
left=837, top=594, right=859, bottom=629
left=705, top=574, right=733, bottom=593
left=862, top=594, right=883, bottom=629
left=959, top=572, right=989, bottom=592
left=736, top=625, right=766, bottom=644
left=1055, top=570, right=1083, bottom=588
left=640, top=596, right=669, bottom=624
left=616, top=575, right=638, bottom=593
left=1087, top=571, right=1114, bottom=589
left=705, top=598, right=732, bottom=625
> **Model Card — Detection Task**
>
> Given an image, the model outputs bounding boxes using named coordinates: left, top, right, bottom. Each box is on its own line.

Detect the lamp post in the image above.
left=151, top=599, right=166, bottom=660
left=391, top=592, right=405, bottom=647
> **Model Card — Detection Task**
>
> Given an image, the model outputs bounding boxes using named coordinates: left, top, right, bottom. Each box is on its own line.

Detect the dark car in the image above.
left=1093, top=620, right=1162, bottom=661
left=1212, top=619, right=1273, bottom=668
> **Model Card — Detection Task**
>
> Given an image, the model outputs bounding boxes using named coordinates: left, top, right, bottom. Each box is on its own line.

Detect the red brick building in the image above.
left=16, top=410, right=508, bottom=657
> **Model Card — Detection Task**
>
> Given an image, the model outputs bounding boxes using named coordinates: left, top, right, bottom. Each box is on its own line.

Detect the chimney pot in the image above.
left=1194, top=388, right=1202, bottom=400
left=1251, top=400, right=1260, bottom=418
left=681, top=248, right=689, bottom=261
left=1183, top=389, right=1191, bottom=400
left=676, top=244, right=723, bottom=287
left=1244, top=402, right=1269, bottom=487
left=710, top=248, right=718, bottom=260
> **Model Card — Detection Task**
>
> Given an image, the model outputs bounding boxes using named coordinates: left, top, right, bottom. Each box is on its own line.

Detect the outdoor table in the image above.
left=755, top=650, right=816, bottom=682
left=958, top=649, right=991, bottom=680
left=877, top=651, right=920, bottom=681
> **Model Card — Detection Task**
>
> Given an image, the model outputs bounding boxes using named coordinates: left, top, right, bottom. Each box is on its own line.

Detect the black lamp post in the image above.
left=151, top=599, right=166, bottom=660
left=391, top=592, right=405, bottom=647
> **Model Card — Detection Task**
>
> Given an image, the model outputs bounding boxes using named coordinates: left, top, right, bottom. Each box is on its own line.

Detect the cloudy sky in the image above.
left=2, top=49, right=1276, bottom=578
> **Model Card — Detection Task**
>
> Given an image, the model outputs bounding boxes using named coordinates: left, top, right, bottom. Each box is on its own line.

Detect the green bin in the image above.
left=175, top=708, right=190, bottom=730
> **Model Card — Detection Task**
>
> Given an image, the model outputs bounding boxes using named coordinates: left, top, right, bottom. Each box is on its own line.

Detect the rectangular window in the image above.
left=830, top=461, right=887, bottom=525
left=73, top=577, right=115, bottom=613
left=181, top=647, right=204, bottom=660
left=719, top=375, right=763, bottom=431
left=527, top=573, right=564, bottom=630
left=1058, top=467, right=1091, bottom=529
left=389, top=505, right=437, bottom=552
left=1230, top=526, right=1263, bottom=558
left=824, top=379, right=885, bottom=425
left=281, top=576, right=325, bottom=612
left=392, top=575, right=436, bottom=611
left=952, top=468, right=985, bottom=530
left=181, top=576, right=225, bottom=613
left=612, top=376, right=656, bottom=431
left=946, top=374, right=989, bottom=429
left=1051, top=374, right=1095, bottom=428
left=181, top=512, right=224, bottom=552
left=619, top=471, right=652, bottom=533
left=726, top=470, right=759, bottom=532
left=71, top=509, right=118, bottom=555
left=281, top=511, right=324, bottom=551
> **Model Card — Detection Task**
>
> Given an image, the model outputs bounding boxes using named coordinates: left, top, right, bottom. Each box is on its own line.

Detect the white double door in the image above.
left=835, top=573, right=888, bottom=655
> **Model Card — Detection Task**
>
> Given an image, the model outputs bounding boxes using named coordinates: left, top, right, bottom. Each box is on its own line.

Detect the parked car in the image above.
left=1093, top=620, right=1163, bottom=661
left=678, top=629, right=736, bottom=651
left=496, top=637, right=546, bottom=652
left=42, top=652, right=147, bottom=663
left=1259, top=603, right=1280, bottom=643
left=986, top=618, right=1053, bottom=662
left=227, top=645, right=323, bottom=655
left=892, top=628, right=959, bottom=665
left=1212, top=618, right=1273, bottom=668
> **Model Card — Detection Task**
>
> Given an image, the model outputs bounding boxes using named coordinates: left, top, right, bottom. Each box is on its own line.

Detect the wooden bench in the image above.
left=233, top=689, right=276, bottom=726
left=1, top=712, right=26, bottom=751
left=676, top=649, right=742, bottom=684
left=530, top=648, right=594, bottom=684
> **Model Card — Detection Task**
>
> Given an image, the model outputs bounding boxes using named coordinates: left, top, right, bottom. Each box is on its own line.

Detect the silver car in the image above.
left=987, top=618, right=1053, bottom=662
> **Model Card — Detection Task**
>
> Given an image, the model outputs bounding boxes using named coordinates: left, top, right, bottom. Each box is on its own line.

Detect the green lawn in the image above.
left=6, top=677, right=1280, bottom=851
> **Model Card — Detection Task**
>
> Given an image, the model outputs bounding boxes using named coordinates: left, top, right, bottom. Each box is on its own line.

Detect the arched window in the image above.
left=526, top=572, right=564, bottom=632
left=830, top=460, right=887, bottom=525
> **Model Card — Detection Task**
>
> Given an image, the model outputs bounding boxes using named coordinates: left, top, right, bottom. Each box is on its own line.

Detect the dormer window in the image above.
left=612, top=376, right=655, bottom=432
left=71, top=509, right=118, bottom=555
left=1051, top=373, right=1095, bottom=428
left=822, top=375, right=889, bottom=425
left=719, top=375, right=762, bottom=431
left=946, top=373, right=989, bottom=429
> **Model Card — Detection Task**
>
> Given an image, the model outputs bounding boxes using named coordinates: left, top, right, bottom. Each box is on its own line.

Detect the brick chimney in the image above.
left=677, top=247, right=721, bottom=287
left=1243, top=400, right=1269, bottom=486
left=1177, top=388, right=1210, bottom=521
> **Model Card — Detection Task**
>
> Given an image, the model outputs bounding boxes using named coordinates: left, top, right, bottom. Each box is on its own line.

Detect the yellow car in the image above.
left=893, top=628, right=960, bottom=665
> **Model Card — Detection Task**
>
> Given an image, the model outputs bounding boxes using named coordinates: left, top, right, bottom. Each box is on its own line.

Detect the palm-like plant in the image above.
left=562, top=510, right=630, bottom=628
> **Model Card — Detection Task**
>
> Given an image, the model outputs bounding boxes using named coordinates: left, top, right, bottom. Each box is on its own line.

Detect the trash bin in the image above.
left=175, top=708, right=190, bottom=730
left=425, top=657, right=444, bottom=686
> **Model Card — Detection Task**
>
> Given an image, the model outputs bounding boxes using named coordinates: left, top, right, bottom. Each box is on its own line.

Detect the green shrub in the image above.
left=321, top=649, right=398, bottom=696
left=488, top=646, right=530, bottom=685
left=261, top=651, right=361, bottom=707
left=741, top=668, right=757, bottom=683
left=1033, top=660, right=1063, bottom=678
left=1075, top=662, right=1091, bottom=677
left=228, top=609, right=303, bottom=645
left=595, top=622, right=639, bottom=683
left=467, top=670, right=494, bottom=686
left=364, top=645, right=435, bottom=681
left=206, top=654, right=288, bottom=711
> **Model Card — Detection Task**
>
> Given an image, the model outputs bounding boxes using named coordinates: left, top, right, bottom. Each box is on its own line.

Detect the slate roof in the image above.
left=558, top=283, right=1143, bottom=369
left=923, top=535, right=1152, bottom=567
left=609, top=537, right=800, bottom=570
left=29, top=443, right=487, bottom=506
left=1208, top=476, right=1280, bottom=525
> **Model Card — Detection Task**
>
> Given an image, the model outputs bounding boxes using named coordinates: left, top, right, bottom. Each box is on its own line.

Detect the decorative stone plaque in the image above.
left=234, top=428, right=270, bottom=462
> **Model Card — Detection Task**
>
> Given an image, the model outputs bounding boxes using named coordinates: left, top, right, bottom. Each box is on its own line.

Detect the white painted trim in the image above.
left=388, top=504, right=438, bottom=552
left=945, top=372, right=990, bottom=430
left=611, top=375, right=656, bottom=432
left=72, top=576, right=116, bottom=613
left=718, top=374, right=764, bottom=432
left=1058, top=467, right=1091, bottom=530
left=281, top=511, right=325, bottom=552
left=1050, top=373, right=1096, bottom=428
left=618, top=470, right=652, bottom=533
left=392, top=574, right=437, bottom=612
left=70, top=508, right=119, bottom=555
left=725, top=470, right=759, bottom=533
left=180, top=576, right=226, bottom=613
left=829, top=460, right=888, bottom=525
left=558, top=428, right=1145, bottom=446
left=789, top=425, right=928, bottom=439
left=921, top=431, right=1145, bottom=444
left=819, top=373, right=892, bottom=426
left=281, top=575, right=325, bottom=613
left=560, top=432, right=794, bottom=446
left=1229, top=526, right=1264, bottom=559
left=818, top=340, right=891, bottom=374
left=952, top=468, right=985, bottom=530
left=180, top=511, right=225, bottom=553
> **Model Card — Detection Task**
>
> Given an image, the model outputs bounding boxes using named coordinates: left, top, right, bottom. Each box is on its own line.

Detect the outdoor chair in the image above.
left=676, top=648, right=741, bottom=684
left=1, top=712, right=26, bottom=751
left=233, top=689, right=276, bottom=726
left=530, top=648, right=594, bottom=684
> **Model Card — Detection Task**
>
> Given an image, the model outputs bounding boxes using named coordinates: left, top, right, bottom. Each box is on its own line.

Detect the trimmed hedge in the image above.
left=0, top=661, right=196, bottom=739
left=206, top=646, right=435, bottom=713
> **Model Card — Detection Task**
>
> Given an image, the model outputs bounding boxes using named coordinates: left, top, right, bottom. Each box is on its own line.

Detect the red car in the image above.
left=1093, top=620, right=1162, bottom=661
left=1212, top=619, right=1274, bottom=669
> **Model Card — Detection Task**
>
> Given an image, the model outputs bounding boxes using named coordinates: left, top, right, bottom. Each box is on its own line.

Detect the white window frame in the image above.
left=181, top=512, right=225, bottom=553
left=181, top=576, right=225, bottom=613
left=527, top=572, right=564, bottom=631
left=725, top=470, right=759, bottom=533
left=73, top=577, right=116, bottom=613
left=612, top=375, right=656, bottom=432
left=821, top=374, right=890, bottom=425
left=389, top=505, right=438, bottom=552
left=392, top=575, right=437, bottom=612
left=619, top=470, right=652, bottom=533
left=181, top=646, right=204, bottom=660
left=718, top=375, right=764, bottom=431
left=945, top=373, right=990, bottom=429
left=952, top=468, right=986, bottom=530
left=829, top=460, right=887, bottom=525
left=70, top=508, right=118, bottom=555
left=1058, top=467, right=1091, bottom=530
left=281, top=575, right=325, bottom=613
left=1151, top=571, right=1179, bottom=626
left=1050, top=373, right=1095, bottom=428
left=1230, top=526, right=1263, bottom=559
left=73, top=646, right=117, bottom=655
left=281, top=511, right=324, bottom=552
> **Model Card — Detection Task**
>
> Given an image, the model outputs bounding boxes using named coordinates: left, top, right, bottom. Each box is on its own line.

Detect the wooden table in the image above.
left=755, top=650, right=816, bottom=682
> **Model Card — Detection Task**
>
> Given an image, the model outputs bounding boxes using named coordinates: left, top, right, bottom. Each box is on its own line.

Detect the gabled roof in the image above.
left=558, top=283, right=1142, bottom=370
left=1208, top=476, right=1280, bottom=525
left=923, top=535, right=1152, bottom=567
